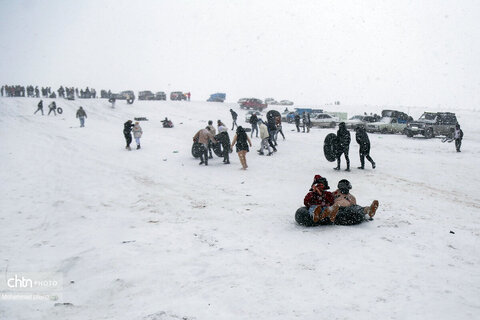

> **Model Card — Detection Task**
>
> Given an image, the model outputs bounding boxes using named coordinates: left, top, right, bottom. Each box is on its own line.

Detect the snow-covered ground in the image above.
left=1, top=97, right=479, bottom=320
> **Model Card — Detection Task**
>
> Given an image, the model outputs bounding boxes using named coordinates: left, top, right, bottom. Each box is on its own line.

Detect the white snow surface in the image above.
left=1, top=98, right=480, bottom=320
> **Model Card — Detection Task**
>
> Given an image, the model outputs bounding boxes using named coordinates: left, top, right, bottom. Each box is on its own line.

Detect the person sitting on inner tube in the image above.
left=332, top=179, right=379, bottom=220
left=303, top=175, right=338, bottom=223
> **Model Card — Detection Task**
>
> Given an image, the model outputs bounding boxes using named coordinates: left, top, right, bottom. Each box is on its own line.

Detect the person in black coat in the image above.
left=454, top=123, right=464, bottom=152
left=335, top=122, right=351, bottom=171
left=34, top=99, right=44, bottom=115
left=230, top=109, right=238, bottom=130
left=294, top=113, right=301, bottom=132
left=123, top=120, right=134, bottom=150
left=249, top=113, right=258, bottom=138
left=214, top=128, right=231, bottom=164
left=355, top=126, right=376, bottom=169
left=266, top=114, right=278, bottom=151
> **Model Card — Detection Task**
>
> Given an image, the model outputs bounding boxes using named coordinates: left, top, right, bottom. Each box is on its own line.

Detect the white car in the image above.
left=264, top=98, right=278, bottom=105
left=279, top=100, right=294, bottom=106
left=310, top=113, right=339, bottom=128
left=245, top=110, right=263, bottom=123
left=366, top=117, right=407, bottom=134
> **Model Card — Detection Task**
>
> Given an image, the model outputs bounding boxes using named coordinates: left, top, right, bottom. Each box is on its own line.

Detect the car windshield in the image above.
left=420, top=113, right=436, bottom=120
left=349, top=115, right=363, bottom=120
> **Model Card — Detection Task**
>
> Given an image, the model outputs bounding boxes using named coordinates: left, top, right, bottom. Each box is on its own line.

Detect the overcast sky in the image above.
left=1, top=0, right=479, bottom=108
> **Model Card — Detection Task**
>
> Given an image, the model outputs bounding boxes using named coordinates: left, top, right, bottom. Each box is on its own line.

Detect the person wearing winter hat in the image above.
left=132, top=121, right=143, bottom=149
left=230, top=126, right=252, bottom=170
left=303, top=175, right=337, bottom=223
left=331, top=179, right=379, bottom=224
left=335, top=122, right=351, bottom=171
left=355, top=126, right=375, bottom=169
left=257, top=120, right=272, bottom=156
left=123, top=120, right=134, bottom=150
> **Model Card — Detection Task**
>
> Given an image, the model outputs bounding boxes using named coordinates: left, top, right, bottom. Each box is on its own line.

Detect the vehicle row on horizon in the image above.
left=248, top=107, right=459, bottom=138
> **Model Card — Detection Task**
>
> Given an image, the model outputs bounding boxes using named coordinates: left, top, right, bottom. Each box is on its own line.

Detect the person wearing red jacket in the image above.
left=303, top=175, right=338, bottom=223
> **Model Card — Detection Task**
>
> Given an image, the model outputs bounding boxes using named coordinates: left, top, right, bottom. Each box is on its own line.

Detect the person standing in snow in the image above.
left=266, top=114, right=278, bottom=151
left=230, top=109, right=238, bottom=130
left=215, top=124, right=231, bottom=164
left=275, top=116, right=285, bottom=140
left=47, top=101, right=57, bottom=116
left=34, top=99, right=44, bottom=115
left=257, top=120, right=272, bottom=156
left=193, top=127, right=217, bottom=166
left=230, top=126, right=252, bottom=170
left=132, top=121, right=143, bottom=149
left=355, top=126, right=375, bottom=169
left=123, top=120, right=134, bottom=150
left=294, top=113, right=301, bottom=132
left=454, top=123, right=463, bottom=152
left=249, top=113, right=259, bottom=138
left=76, top=106, right=87, bottom=127
left=334, top=122, right=351, bottom=171
left=206, top=120, right=216, bottom=159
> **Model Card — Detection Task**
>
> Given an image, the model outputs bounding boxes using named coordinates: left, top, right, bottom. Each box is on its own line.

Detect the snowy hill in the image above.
left=1, top=97, right=479, bottom=320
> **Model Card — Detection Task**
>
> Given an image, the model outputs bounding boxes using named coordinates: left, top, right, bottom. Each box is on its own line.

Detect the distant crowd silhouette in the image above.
left=0, top=84, right=114, bottom=100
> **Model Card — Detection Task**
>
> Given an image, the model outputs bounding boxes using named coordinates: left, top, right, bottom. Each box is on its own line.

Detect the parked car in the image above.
left=207, top=93, right=226, bottom=102
left=245, top=110, right=263, bottom=123
left=111, top=90, right=135, bottom=104
left=155, top=91, right=166, bottom=100
left=310, top=113, right=339, bottom=128
left=405, top=112, right=458, bottom=138
left=237, top=98, right=249, bottom=104
left=239, top=98, right=267, bottom=111
left=170, top=91, right=186, bottom=101
left=279, top=100, right=294, bottom=106
left=345, top=115, right=377, bottom=130
left=366, top=117, right=407, bottom=134
left=264, top=98, right=278, bottom=105
left=138, top=91, right=155, bottom=100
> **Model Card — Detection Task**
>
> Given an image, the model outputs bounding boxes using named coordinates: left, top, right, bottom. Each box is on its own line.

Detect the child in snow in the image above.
left=132, top=121, right=143, bottom=149
left=303, top=175, right=337, bottom=223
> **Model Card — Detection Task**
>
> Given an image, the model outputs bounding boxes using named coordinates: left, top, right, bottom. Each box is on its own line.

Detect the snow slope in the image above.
left=1, top=97, right=479, bottom=320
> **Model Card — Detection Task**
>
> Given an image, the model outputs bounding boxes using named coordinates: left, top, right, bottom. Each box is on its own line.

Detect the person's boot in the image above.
left=365, top=200, right=379, bottom=218
left=137, top=145, right=141, bottom=150
left=357, top=166, right=364, bottom=169
left=318, top=205, right=339, bottom=223
left=345, top=166, right=350, bottom=172
left=273, top=147, right=277, bottom=152
left=258, top=150, right=264, bottom=155
left=267, top=152, right=273, bottom=156
left=372, top=162, right=376, bottom=169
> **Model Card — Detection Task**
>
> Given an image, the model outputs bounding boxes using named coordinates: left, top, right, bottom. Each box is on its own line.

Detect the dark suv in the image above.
left=170, top=91, right=186, bottom=101
left=111, top=90, right=135, bottom=104
left=239, top=98, right=267, bottom=111
left=138, top=91, right=155, bottom=100
left=405, top=112, right=457, bottom=138
left=155, top=91, right=166, bottom=100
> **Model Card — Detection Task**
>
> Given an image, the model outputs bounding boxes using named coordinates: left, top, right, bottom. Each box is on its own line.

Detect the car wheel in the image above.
left=425, top=128, right=434, bottom=139
left=406, top=130, right=413, bottom=137
left=381, top=128, right=388, bottom=134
